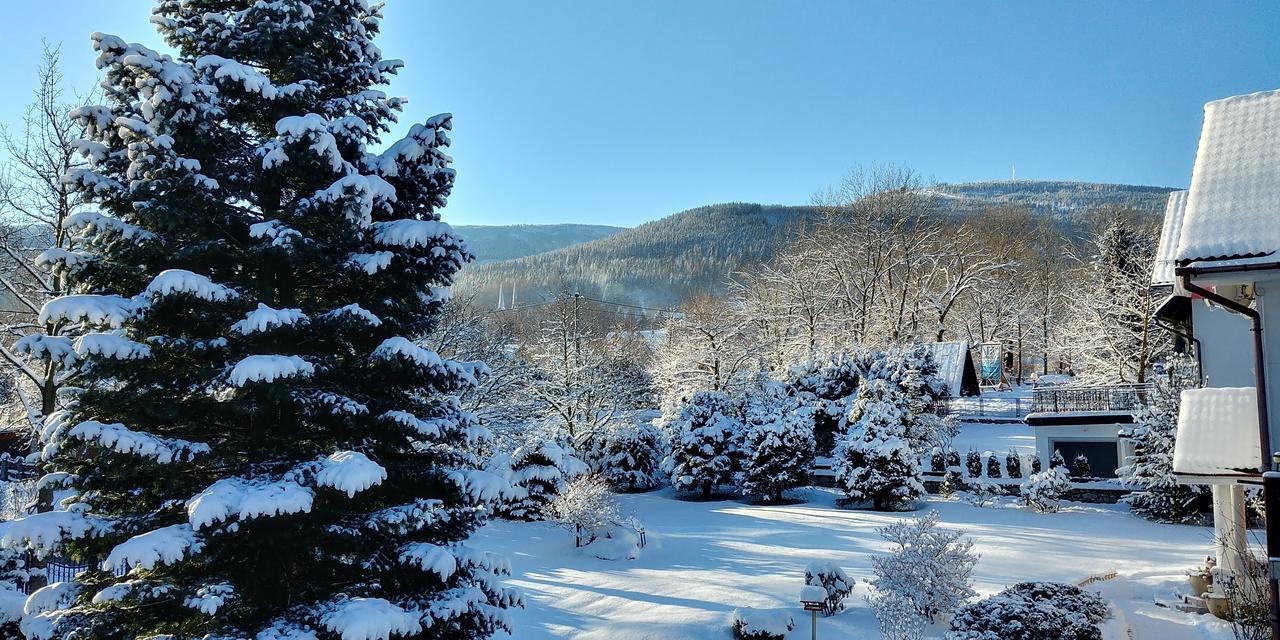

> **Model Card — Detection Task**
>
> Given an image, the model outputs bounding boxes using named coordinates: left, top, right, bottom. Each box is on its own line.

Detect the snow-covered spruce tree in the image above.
left=786, top=352, right=861, bottom=455
left=596, top=419, right=665, bottom=493
left=1119, top=355, right=1208, bottom=523
left=2, top=3, right=519, bottom=638
left=494, top=433, right=587, bottom=521
left=871, top=510, right=977, bottom=623
left=739, top=380, right=815, bottom=503
left=833, top=378, right=924, bottom=511
left=665, top=391, right=742, bottom=499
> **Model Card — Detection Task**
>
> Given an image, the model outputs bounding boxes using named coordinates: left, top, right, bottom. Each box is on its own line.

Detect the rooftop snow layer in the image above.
left=1173, top=387, right=1262, bottom=476
left=927, top=341, right=969, bottom=399
left=1152, top=190, right=1189, bottom=284
left=1176, top=89, right=1280, bottom=263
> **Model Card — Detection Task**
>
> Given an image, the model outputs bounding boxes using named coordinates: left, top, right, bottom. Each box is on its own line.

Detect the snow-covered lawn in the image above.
left=476, top=488, right=1234, bottom=639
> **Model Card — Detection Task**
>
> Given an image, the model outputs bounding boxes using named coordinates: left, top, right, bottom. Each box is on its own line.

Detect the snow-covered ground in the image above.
left=476, top=488, right=1233, bottom=639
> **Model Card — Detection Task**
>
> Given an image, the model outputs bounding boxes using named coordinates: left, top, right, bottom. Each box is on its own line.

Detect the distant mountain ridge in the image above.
left=455, top=223, right=624, bottom=264
left=454, top=180, right=1178, bottom=308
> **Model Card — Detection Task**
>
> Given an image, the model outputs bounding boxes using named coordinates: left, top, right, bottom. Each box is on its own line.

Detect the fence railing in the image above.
left=1030, top=384, right=1152, bottom=414
left=0, top=454, right=36, bottom=482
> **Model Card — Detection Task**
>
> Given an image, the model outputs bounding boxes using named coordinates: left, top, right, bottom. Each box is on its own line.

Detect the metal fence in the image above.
left=1030, top=384, right=1152, bottom=413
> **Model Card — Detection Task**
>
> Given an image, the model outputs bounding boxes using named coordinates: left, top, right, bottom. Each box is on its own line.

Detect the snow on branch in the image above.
left=62, top=211, right=156, bottom=243
left=142, top=269, right=239, bottom=302
left=271, top=113, right=346, bottom=173
left=321, top=597, right=422, bottom=640
left=195, top=55, right=306, bottom=100
left=13, top=335, right=76, bottom=367
left=67, top=420, right=211, bottom=464
left=101, top=523, right=202, bottom=572
left=372, top=337, right=474, bottom=384
left=231, top=304, right=309, bottom=335
left=74, top=333, right=152, bottom=360
left=0, top=510, right=108, bottom=558
left=319, top=303, right=382, bottom=326
left=347, top=251, right=395, bottom=274
left=186, top=477, right=314, bottom=530
left=39, top=294, right=143, bottom=328
left=308, top=174, right=397, bottom=227
left=372, top=219, right=455, bottom=250
left=228, top=354, right=315, bottom=386
left=370, top=116, right=452, bottom=177
left=446, top=469, right=510, bottom=503
left=399, top=542, right=456, bottom=580
left=315, top=451, right=386, bottom=498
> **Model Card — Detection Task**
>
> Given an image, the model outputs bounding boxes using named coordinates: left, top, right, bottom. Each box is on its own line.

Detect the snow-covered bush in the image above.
left=1050, top=450, right=1066, bottom=469
left=1021, top=467, right=1072, bottom=513
left=739, top=382, right=815, bottom=502
left=834, top=379, right=925, bottom=511
left=1030, top=454, right=1042, bottom=474
left=804, top=561, right=854, bottom=616
left=1005, top=450, right=1022, bottom=479
left=965, top=449, right=983, bottom=478
left=947, top=582, right=1108, bottom=640
left=731, top=607, right=795, bottom=640
left=549, top=474, right=626, bottom=547
left=931, top=447, right=946, bottom=473
left=666, top=391, right=742, bottom=498
left=871, top=510, right=977, bottom=622
left=940, top=466, right=965, bottom=498
left=1070, top=454, right=1091, bottom=478
left=596, top=419, right=666, bottom=492
left=496, top=437, right=589, bottom=520
left=1119, top=355, right=1209, bottom=523
left=985, top=452, right=1001, bottom=478
left=963, top=477, right=1001, bottom=508
left=869, top=589, right=927, bottom=640
left=946, top=448, right=961, bottom=469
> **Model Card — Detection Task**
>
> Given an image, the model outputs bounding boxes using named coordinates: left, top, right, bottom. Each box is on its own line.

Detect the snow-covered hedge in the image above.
left=947, top=582, right=1108, bottom=640
left=731, top=607, right=794, bottom=640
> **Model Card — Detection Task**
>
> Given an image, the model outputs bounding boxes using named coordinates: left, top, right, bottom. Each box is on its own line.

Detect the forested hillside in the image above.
left=455, top=181, right=1176, bottom=307
left=457, top=223, right=625, bottom=263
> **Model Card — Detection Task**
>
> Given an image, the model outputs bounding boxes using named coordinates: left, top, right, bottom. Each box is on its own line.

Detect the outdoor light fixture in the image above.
left=799, top=585, right=826, bottom=640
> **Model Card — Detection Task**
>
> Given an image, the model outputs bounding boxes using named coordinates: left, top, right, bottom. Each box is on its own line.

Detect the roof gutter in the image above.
left=1176, top=268, right=1271, bottom=473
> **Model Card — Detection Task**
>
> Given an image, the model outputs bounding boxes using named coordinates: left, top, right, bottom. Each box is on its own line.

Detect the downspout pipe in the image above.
left=1177, top=272, right=1271, bottom=470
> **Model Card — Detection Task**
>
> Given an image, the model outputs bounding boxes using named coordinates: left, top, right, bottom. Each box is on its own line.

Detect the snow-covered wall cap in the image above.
left=1152, top=190, right=1189, bottom=285
left=1173, top=387, right=1263, bottom=476
left=1176, top=89, right=1280, bottom=264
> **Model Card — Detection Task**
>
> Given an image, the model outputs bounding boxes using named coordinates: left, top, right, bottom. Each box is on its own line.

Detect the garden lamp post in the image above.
left=800, top=585, right=825, bottom=640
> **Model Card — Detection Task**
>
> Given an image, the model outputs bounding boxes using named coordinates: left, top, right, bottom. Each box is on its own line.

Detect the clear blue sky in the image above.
left=5, top=1, right=1279, bottom=226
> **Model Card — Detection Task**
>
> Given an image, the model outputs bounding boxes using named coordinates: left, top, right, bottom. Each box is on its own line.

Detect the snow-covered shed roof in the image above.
left=927, top=341, right=978, bottom=398
left=1152, top=190, right=1189, bottom=285
left=1175, top=89, right=1280, bottom=264
left=1172, top=387, right=1262, bottom=477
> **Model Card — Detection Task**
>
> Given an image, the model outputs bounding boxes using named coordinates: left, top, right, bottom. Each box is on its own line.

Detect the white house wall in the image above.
left=1194, top=301, right=1255, bottom=388
left=1260, top=277, right=1280, bottom=457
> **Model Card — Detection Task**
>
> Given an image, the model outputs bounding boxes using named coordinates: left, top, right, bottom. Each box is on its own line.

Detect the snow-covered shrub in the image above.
left=1119, top=355, right=1210, bottom=523
left=1030, top=454, right=1042, bottom=474
left=731, top=607, right=795, bottom=640
left=1021, top=467, right=1072, bottom=513
left=666, top=391, right=742, bottom=499
left=963, top=477, right=1001, bottom=508
left=931, top=447, right=946, bottom=473
left=947, top=582, right=1108, bottom=640
left=1050, top=450, right=1066, bottom=469
left=834, top=379, right=925, bottom=511
left=496, top=437, right=589, bottom=520
left=940, top=467, right=965, bottom=498
left=985, top=452, right=1001, bottom=478
left=871, top=510, right=977, bottom=622
left=549, top=474, right=626, bottom=547
left=596, top=419, right=666, bottom=492
left=1070, top=454, right=1091, bottom=478
left=739, top=382, right=815, bottom=502
left=1005, top=450, right=1022, bottom=479
left=869, top=589, right=927, bottom=640
left=946, top=448, right=961, bottom=469
left=804, top=561, right=854, bottom=616
left=965, top=449, right=983, bottom=478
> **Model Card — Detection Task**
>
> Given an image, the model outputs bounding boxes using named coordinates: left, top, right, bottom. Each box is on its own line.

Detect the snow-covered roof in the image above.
left=927, top=341, right=970, bottom=399
left=1173, top=387, right=1262, bottom=477
left=1152, top=190, right=1189, bottom=285
left=1176, top=89, right=1280, bottom=264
